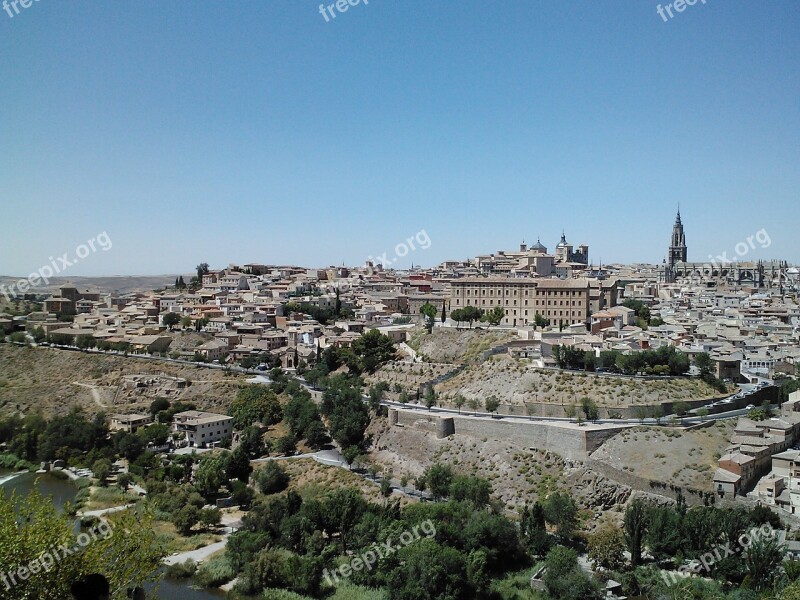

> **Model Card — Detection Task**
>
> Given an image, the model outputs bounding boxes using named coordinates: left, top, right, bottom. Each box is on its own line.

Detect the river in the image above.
left=0, top=470, right=228, bottom=600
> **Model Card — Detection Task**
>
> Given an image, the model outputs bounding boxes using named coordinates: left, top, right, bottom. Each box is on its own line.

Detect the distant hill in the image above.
left=0, top=275, right=193, bottom=295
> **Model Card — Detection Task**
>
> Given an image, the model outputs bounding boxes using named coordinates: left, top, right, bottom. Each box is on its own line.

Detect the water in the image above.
left=0, top=470, right=227, bottom=600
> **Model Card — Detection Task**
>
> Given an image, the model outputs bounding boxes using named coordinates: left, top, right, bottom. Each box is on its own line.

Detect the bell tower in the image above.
left=668, top=210, right=687, bottom=267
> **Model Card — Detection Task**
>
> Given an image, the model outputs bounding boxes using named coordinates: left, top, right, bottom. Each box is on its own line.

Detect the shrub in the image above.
left=195, top=553, right=235, bottom=588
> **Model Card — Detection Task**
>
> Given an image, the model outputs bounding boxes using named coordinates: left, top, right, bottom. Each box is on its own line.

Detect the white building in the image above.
left=173, top=411, right=233, bottom=448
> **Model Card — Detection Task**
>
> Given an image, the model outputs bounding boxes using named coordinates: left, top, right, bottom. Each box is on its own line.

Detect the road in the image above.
left=163, top=540, right=228, bottom=566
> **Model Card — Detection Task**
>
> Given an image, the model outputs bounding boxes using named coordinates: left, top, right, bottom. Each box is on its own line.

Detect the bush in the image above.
left=165, top=560, right=198, bottom=579
left=195, top=553, right=235, bottom=588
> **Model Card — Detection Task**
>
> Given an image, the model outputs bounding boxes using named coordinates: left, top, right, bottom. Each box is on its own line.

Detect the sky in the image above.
left=0, top=0, right=798, bottom=276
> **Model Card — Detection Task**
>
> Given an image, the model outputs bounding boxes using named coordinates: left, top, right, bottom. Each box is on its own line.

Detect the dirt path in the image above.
left=73, top=382, right=108, bottom=408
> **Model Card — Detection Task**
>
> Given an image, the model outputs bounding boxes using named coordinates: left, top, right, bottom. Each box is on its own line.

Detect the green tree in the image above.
left=424, top=387, right=437, bottom=411
left=588, top=525, right=625, bottom=570
left=256, top=461, right=290, bottom=495
left=543, top=491, right=578, bottom=540
left=92, top=459, right=113, bottom=486
left=0, top=489, right=164, bottom=599
left=484, top=396, right=500, bottom=416
left=162, top=312, right=181, bottom=331
left=275, top=435, right=297, bottom=456
left=117, top=472, right=132, bottom=491
left=695, top=352, right=713, bottom=375
left=199, top=507, right=222, bottom=531
left=76, top=334, right=96, bottom=350
left=520, top=502, right=551, bottom=556
left=196, top=262, right=210, bottom=280
left=350, top=329, right=396, bottom=374
left=481, top=306, right=505, bottom=326
left=424, top=463, right=454, bottom=501
left=453, top=394, right=466, bottom=414
left=174, top=504, right=200, bottom=536
left=387, top=539, right=471, bottom=600
left=180, top=315, right=192, bottom=329
left=229, top=385, right=282, bottom=430
left=543, top=545, right=600, bottom=600
left=624, top=499, right=649, bottom=567
left=467, top=397, right=481, bottom=415
left=194, top=452, right=230, bottom=498
left=420, top=302, right=437, bottom=334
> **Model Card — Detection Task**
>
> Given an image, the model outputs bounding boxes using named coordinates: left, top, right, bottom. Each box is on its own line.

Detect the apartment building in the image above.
left=173, top=411, right=233, bottom=448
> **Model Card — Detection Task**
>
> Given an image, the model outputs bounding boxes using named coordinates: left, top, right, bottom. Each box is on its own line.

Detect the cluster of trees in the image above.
left=283, top=290, right=354, bottom=325
left=320, top=374, right=371, bottom=459
left=0, top=409, right=109, bottom=467
left=553, top=344, right=691, bottom=376
left=303, top=330, right=396, bottom=382
left=583, top=500, right=787, bottom=598
left=226, top=477, right=528, bottom=598
left=450, top=306, right=484, bottom=330
left=283, top=380, right=330, bottom=450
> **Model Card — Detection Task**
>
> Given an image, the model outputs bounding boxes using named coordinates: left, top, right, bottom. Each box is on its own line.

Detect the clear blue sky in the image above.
left=1, top=1, right=798, bottom=276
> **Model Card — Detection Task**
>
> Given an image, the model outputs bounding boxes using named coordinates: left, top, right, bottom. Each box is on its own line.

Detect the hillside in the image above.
left=0, top=344, right=243, bottom=418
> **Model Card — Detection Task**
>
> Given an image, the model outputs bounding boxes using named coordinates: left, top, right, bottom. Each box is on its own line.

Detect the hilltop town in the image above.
left=2, top=214, right=800, bottom=599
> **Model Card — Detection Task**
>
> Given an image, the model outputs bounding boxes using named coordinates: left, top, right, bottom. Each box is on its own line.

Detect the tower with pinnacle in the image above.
left=668, top=209, right=688, bottom=268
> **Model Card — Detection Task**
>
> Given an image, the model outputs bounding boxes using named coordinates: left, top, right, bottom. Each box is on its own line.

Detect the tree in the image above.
left=534, top=313, right=549, bottom=330
left=400, top=473, right=410, bottom=492
left=420, top=302, right=437, bottom=334
left=588, top=525, right=625, bottom=570
left=380, top=477, right=392, bottom=500
left=92, top=458, right=112, bottom=486
left=227, top=446, right=253, bottom=482
left=174, top=504, right=200, bottom=536
left=229, top=385, right=283, bottom=430
left=695, top=352, right=713, bottom=375
left=117, top=472, right=132, bottom=491
left=424, top=387, right=437, bottom=411
left=387, top=539, right=471, bottom=600
left=744, top=532, right=785, bottom=591
left=181, top=315, right=192, bottom=329
left=521, top=502, right=551, bottom=556
left=467, top=397, right=481, bottom=415
left=580, top=396, right=598, bottom=421
left=624, top=499, right=649, bottom=567
left=543, top=545, right=599, bottom=600
left=162, top=312, right=181, bottom=331
left=256, top=461, right=290, bottom=495
left=481, top=306, right=505, bottom=326
left=342, top=445, right=360, bottom=470
left=350, top=329, right=396, bottom=374
left=196, top=262, right=210, bottom=280
left=0, top=489, right=164, bottom=599
left=454, top=394, right=466, bottom=414
left=449, top=475, right=491, bottom=507
left=194, top=452, right=230, bottom=498
left=276, top=435, right=297, bottom=456
left=424, top=463, right=454, bottom=500
left=440, top=302, right=447, bottom=324
left=484, top=396, right=500, bottom=416
left=76, top=334, right=96, bottom=350
left=199, top=507, right=222, bottom=531
left=673, top=400, right=691, bottom=417
left=564, top=404, right=577, bottom=422
left=543, top=491, right=578, bottom=539
left=462, top=306, right=484, bottom=329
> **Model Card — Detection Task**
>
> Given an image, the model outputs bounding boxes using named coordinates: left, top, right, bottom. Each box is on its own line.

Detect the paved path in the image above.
left=78, top=504, right=134, bottom=518
left=163, top=539, right=228, bottom=566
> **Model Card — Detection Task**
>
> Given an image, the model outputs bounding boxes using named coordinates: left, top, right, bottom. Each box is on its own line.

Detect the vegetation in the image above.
left=0, top=489, right=165, bottom=599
